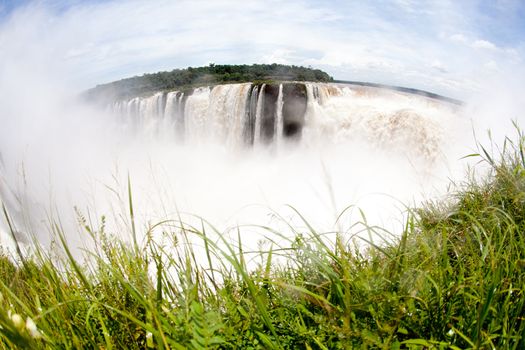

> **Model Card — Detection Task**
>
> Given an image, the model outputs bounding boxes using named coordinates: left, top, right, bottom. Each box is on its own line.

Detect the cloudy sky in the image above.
left=0, top=0, right=524, bottom=98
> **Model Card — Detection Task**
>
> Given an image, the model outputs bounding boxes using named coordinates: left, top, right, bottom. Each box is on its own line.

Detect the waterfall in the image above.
left=274, top=84, right=284, bottom=148
left=184, top=87, right=211, bottom=143
left=226, top=83, right=252, bottom=148
left=253, top=83, right=266, bottom=146
left=243, top=85, right=259, bottom=145
left=109, top=82, right=460, bottom=160
left=0, top=79, right=466, bottom=255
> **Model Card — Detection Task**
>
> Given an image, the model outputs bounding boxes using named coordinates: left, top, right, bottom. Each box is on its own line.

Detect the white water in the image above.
left=0, top=82, right=469, bottom=257
left=111, top=82, right=461, bottom=159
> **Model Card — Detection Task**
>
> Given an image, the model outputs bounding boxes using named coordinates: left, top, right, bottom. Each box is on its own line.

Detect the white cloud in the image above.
left=261, top=49, right=296, bottom=64
left=472, top=39, right=498, bottom=51
left=484, top=60, right=500, bottom=71
left=394, top=0, right=417, bottom=13
left=0, top=0, right=523, bottom=99
left=430, top=60, right=448, bottom=73
left=450, top=33, right=468, bottom=43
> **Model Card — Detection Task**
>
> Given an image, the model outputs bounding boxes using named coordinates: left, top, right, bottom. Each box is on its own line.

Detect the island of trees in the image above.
left=86, top=63, right=333, bottom=102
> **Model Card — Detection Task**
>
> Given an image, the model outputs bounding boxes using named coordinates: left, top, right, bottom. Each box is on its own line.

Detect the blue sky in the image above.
left=0, top=0, right=524, bottom=98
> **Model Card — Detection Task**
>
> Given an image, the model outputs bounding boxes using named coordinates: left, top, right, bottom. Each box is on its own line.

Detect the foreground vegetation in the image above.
left=1, top=131, right=525, bottom=349
left=86, top=63, right=333, bottom=102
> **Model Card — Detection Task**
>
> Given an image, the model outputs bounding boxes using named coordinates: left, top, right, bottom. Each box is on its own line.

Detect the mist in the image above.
left=1, top=1, right=524, bottom=256
left=0, top=76, right=468, bottom=255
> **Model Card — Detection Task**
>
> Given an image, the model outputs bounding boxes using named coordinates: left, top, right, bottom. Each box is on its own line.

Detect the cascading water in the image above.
left=110, top=82, right=460, bottom=161
left=253, top=83, right=266, bottom=146
left=0, top=81, right=468, bottom=257
left=274, top=84, right=284, bottom=148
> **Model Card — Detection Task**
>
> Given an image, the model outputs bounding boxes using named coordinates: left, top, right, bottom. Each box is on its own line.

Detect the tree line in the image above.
left=85, top=63, right=333, bottom=102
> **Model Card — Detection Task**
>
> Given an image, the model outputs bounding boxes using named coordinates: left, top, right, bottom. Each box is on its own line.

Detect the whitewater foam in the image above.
left=0, top=82, right=468, bottom=256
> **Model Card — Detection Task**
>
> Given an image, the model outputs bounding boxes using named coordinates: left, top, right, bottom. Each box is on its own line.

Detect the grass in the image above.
left=1, top=130, right=525, bottom=349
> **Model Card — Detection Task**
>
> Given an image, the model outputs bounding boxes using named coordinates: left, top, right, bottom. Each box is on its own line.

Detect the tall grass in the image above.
left=1, top=130, right=525, bottom=349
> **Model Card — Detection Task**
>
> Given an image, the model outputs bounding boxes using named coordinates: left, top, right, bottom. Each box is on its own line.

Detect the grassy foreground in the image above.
left=1, top=134, right=525, bottom=349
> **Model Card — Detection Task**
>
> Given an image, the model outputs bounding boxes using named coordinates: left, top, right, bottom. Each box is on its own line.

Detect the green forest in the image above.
left=86, top=64, right=333, bottom=102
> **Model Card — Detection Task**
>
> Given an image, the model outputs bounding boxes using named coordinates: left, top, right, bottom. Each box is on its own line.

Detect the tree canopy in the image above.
left=85, top=63, right=333, bottom=102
